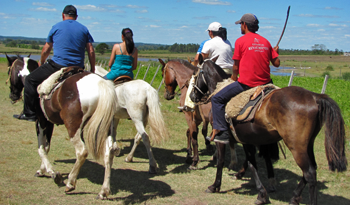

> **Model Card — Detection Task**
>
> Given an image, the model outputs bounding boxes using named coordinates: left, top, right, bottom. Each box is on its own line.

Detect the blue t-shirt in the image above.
left=197, top=39, right=210, bottom=54
left=46, top=20, right=94, bottom=67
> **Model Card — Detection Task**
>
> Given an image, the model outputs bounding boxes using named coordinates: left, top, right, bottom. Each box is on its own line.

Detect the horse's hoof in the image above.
left=52, top=172, right=63, bottom=185
left=187, top=165, right=198, bottom=170
left=289, top=196, right=302, bottom=205
left=148, top=166, right=157, bottom=174
left=65, top=186, right=75, bottom=193
left=34, top=172, right=44, bottom=177
left=96, top=194, right=107, bottom=200
left=254, top=199, right=270, bottom=205
left=205, top=186, right=219, bottom=193
left=125, top=157, right=133, bottom=163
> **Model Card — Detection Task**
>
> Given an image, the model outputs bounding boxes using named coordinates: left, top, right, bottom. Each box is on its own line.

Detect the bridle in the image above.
left=163, top=64, right=189, bottom=98
left=192, top=69, right=208, bottom=96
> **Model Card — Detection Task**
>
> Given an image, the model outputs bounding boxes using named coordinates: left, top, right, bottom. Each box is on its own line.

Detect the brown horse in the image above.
left=158, top=58, right=279, bottom=187
left=6, top=55, right=119, bottom=199
left=159, top=58, right=224, bottom=170
left=190, top=57, right=347, bottom=204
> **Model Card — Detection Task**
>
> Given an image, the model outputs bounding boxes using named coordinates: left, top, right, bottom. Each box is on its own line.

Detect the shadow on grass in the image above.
left=218, top=166, right=350, bottom=205
left=55, top=159, right=175, bottom=204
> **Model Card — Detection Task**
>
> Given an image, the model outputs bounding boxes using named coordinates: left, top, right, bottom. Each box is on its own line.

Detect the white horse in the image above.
left=95, top=66, right=169, bottom=173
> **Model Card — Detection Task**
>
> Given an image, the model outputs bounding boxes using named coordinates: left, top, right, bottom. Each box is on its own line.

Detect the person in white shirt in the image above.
left=179, top=22, right=233, bottom=112
left=201, top=22, right=234, bottom=75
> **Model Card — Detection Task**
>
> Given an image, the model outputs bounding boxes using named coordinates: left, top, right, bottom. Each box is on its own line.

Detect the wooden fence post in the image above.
left=150, top=65, right=161, bottom=86
left=143, top=64, right=151, bottom=80
left=288, top=71, right=294, bottom=86
left=134, top=63, right=142, bottom=79
left=321, top=75, right=329, bottom=94
left=157, top=78, right=163, bottom=92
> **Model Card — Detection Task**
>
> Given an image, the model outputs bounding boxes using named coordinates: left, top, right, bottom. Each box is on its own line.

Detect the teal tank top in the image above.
left=105, top=45, right=134, bottom=80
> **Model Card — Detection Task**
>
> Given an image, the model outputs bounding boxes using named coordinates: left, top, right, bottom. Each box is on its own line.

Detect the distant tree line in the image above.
left=1, top=38, right=345, bottom=56
left=279, top=44, right=344, bottom=55
left=1, top=39, right=44, bottom=50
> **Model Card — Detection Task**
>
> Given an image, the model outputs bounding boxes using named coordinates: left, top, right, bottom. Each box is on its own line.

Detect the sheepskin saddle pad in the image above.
left=211, top=79, right=280, bottom=123
left=37, top=66, right=84, bottom=100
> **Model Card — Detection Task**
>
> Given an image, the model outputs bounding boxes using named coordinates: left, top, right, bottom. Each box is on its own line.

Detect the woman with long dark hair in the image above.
left=104, top=28, right=138, bottom=81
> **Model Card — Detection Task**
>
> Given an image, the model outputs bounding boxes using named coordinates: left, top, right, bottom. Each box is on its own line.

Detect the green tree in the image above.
left=6, top=40, right=17, bottom=47
left=95, top=43, right=109, bottom=55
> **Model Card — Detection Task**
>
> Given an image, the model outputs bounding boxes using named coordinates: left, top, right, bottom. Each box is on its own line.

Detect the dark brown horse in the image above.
left=190, top=57, right=347, bottom=204
left=6, top=55, right=119, bottom=199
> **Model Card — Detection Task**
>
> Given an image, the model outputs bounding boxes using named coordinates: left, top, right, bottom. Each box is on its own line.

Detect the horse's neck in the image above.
left=175, top=66, right=196, bottom=88
left=205, top=67, right=226, bottom=94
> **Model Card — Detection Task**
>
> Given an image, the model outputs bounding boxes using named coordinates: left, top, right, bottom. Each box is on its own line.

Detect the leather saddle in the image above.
left=234, top=86, right=276, bottom=123
left=113, top=75, right=132, bottom=85
left=57, top=66, right=85, bottom=83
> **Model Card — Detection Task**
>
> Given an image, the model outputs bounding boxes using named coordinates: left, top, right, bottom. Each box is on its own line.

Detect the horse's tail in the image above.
left=317, top=94, right=347, bottom=172
left=84, top=79, right=117, bottom=161
left=146, top=86, right=169, bottom=145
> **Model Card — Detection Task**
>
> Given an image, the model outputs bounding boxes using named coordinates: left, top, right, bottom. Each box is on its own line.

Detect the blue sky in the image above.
left=1, top=0, right=349, bottom=51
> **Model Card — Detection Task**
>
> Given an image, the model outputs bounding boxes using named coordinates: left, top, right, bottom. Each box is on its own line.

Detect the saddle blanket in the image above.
left=210, top=79, right=280, bottom=121
left=37, top=67, right=84, bottom=99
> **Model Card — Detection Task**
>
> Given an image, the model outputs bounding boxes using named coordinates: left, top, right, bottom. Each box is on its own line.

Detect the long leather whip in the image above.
left=276, top=6, right=291, bottom=47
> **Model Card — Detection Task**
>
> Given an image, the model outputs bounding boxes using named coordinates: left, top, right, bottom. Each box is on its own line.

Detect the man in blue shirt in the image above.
left=14, top=5, right=95, bottom=121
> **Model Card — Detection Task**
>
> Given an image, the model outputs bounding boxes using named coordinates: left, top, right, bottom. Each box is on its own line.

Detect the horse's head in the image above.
left=159, top=58, right=177, bottom=100
left=190, top=68, right=209, bottom=103
left=190, top=54, right=228, bottom=102
left=6, top=54, right=38, bottom=103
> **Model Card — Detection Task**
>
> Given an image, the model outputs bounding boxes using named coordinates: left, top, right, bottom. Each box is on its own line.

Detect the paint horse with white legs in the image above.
left=6, top=54, right=119, bottom=199
left=95, top=65, right=169, bottom=173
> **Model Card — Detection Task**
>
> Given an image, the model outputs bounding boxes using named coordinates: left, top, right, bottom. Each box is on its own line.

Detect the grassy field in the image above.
left=0, top=55, right=350, bottom=205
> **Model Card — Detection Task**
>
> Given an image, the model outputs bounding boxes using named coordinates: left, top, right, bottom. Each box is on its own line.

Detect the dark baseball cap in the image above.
left=235, top=13, right=258, bottom=24
left=63, top=5, right=77, bottom=16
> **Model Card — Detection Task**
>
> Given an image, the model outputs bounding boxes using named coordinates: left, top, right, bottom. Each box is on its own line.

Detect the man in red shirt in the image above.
left=212, top=13, right=280, bottom=144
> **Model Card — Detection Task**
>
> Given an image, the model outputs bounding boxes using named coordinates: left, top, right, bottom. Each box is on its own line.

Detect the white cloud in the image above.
left=324, top=7, right=342, bottom=10
left=33, top=7, right=57, bottom=12
left=150, top=25, right=160, bottom=28
left=192, top=0, right=231, bottom=6
left=296, top=14, right=338, bottom=18
left=32, top=2, right=54, bottom=7
left=345, top=34, right=350, bottom=38
left=329, top=23, right=338, bottom=27
left=126, top=5, right=147, bottom=9
left=261, top=26, right=275, bottom=29
left=227, top=10, right=236, bottom=13
left=307, top=24, right=321, bottom=27
left=136, top=10, right=148, bottom=13
left=75, top=5, right=106, bottom=12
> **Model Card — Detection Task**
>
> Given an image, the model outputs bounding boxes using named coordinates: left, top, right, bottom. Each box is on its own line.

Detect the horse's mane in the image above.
left=170, top=59, right=198, bottom=72
left=205, top=60, right=229, bottom=79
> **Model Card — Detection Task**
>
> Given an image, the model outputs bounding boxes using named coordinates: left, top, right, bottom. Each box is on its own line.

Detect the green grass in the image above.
left=0, top=58, right=349, bottom=205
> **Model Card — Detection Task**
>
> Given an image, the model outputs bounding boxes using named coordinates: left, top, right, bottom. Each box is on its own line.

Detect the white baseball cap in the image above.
left=207, top=22, right=222, bottom=31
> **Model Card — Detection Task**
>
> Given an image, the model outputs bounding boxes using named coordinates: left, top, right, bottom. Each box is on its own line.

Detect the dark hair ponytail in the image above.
left=211, top=27, right=227, bottom=41
left=122, top=28, right=134, bottom=54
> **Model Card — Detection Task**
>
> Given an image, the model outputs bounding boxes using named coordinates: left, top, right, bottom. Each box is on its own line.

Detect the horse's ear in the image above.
left=212, top=55, right=219, bottom=63
left=158, top=58, right=165, bottom=66
left=27, top=53, right=31, bottom=58
left=198, top=54, right=204, bottom=65
left=187, top=56, right=192, bottom=63
left=5, top=53, right=10, bottom=62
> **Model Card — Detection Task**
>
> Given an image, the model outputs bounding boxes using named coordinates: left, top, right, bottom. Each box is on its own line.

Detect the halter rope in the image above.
left=163, top=65, right=190, bottom=97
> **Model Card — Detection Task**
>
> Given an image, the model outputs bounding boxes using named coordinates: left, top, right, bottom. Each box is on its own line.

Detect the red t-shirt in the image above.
left=232, top=32, right=278, bottom=87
